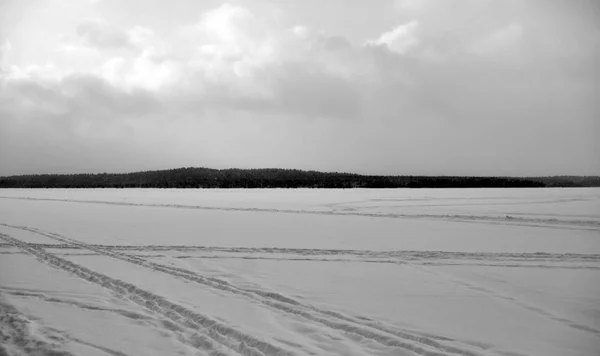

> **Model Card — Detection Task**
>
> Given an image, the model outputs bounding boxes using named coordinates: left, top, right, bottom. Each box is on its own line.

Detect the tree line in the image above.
left=0, top=167, right=598, bottom=189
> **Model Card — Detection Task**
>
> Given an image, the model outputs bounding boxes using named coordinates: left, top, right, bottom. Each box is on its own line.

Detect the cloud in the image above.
left=0, top=72, right=165, bottom=174
left=57, top=43, right=99, bottom=55
left=75, top=18, right=132, bottom=49
left=0, top=41, right=11, bottom=72
left=1, top=1, right=598, bottom=176
left=471, top=23, right=523, bottom=55
left=394, top=0, right=425, bottom=11
left=366, top=21, right=420, bottom=55
left=0, top=41, right=12, bottom=55
left=194, top=3, right=257, bottom=42
left=61, top=19, right=155, bottom=53
left=2, top=74, right=160, bottom=122
left=127, top=26, right=155, bottom=48
left=3, top=63, right=69, bottom=82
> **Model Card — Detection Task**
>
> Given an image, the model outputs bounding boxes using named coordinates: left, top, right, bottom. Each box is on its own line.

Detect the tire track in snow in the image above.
left=2, top=223, right=496, bottom=356
left=0, top=232, right=294, bottom=356
left=1, top=195, right=598, bottom=231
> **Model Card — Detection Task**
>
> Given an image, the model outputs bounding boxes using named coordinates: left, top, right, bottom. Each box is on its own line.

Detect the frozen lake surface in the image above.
left=0, top=188, right=599, bottom=356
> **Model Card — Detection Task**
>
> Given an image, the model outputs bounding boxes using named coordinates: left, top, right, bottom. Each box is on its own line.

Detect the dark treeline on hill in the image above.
left=1, top=168, right=599, bottom=189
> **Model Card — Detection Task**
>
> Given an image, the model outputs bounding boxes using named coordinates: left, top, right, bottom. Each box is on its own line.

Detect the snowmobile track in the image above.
left=1, top=223, right=497, bottom=356
left=0, top=232, right=294, bottom=356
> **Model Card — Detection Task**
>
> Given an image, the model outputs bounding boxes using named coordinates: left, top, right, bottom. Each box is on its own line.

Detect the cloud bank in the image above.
left=1, top=0, right=598, bottom=176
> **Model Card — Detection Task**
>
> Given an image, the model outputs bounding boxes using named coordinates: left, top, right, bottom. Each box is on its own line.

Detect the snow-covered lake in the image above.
left=1, top=188, right=599, bottom=356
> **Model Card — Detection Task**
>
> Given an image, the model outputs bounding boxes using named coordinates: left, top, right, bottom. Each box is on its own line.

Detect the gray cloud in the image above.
left=1, top=1, right=598, bottom=176
left=75, top=19, right=133, bottom=49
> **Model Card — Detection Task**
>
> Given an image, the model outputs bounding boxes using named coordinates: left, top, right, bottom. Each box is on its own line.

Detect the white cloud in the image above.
left=195, top=3, right=256, bottom=42
left=126, top=48, right=178, bottom=91
left=4, top=63, right=70, bottom=82
left=169, top=4, right=283, bottom=89
left=57, top=42, right=99, bottom=55
left=92, top=48, right=178, bottom=92
left=366, top=21, right=420, bottom=55
left=291, top=26, right=309, bottom=38
left=95, top=57, right=127, bottom=85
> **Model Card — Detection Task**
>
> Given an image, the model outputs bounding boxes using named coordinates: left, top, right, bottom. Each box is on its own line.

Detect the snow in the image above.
left=0, top=188, right=599, bottom=356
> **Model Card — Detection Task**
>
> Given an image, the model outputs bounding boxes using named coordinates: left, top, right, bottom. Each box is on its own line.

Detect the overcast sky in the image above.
left=1, top=0, right=599, bottom=176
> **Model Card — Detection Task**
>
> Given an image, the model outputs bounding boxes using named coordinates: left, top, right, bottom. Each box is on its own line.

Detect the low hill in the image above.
left=1, top=167, right=599, bottom=188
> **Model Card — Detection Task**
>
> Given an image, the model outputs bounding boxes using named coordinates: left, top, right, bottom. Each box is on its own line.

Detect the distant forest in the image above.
left=1, top=167, right=599, bottom=188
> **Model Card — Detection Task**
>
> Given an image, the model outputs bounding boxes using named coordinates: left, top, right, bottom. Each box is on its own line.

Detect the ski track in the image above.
left=0, top=224, right=504, bottom=356
left=1, top=196, right=598, bottom=231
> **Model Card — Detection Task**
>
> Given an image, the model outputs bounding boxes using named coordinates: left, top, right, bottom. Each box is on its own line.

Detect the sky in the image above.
left=0, top=0, right=599, bottom=176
